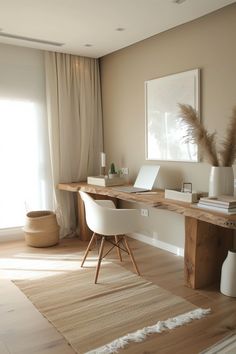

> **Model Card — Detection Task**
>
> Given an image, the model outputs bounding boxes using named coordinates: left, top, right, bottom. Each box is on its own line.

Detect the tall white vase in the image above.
left=208, top=166, right=234, bottom=197
left=220, top=250, right=236, bottom=297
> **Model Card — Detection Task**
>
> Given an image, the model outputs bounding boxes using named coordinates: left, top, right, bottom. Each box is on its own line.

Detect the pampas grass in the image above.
left=219, top=106, right=236, bottom=166
left=179, top=104, right=236, bottom=166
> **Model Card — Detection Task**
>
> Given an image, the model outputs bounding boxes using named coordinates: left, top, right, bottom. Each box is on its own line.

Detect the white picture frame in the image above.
left=145, top=68, right=200, bottom=162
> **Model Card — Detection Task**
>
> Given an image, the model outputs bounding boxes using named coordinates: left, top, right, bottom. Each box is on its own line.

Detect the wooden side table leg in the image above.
left=184, top=216, right=234, bottom=289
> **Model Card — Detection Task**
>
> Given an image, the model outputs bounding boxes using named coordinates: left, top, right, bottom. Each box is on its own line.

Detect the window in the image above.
left=0, top=44, right=54, bottom=231
left=0, top=98, right=53, bottom=228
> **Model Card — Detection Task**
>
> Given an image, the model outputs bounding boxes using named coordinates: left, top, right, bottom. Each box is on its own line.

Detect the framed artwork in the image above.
left=145, top=68, right=200, bottom=162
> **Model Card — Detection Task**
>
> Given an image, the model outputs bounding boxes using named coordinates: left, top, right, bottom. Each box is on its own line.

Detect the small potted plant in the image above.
left=109, top=162, right=117, bottom=178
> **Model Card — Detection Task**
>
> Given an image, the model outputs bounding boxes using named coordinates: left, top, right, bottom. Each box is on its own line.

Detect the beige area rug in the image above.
left=14, top=263, right=209, bottom=354
left=200, top=332, right=236, bottom=354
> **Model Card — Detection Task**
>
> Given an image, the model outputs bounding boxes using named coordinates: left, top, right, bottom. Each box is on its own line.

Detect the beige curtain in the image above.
left=45, top=52, right=103, bottom=236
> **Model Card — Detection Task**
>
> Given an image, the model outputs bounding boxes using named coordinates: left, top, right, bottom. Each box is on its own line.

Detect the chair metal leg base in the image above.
left=80, top=233, right=140, bottom=283
left=115, top=235, right=122, bottom=262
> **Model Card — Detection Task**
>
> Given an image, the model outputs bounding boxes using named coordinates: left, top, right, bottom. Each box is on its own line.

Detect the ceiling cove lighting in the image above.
left=0, top=31, right=64, bottom=46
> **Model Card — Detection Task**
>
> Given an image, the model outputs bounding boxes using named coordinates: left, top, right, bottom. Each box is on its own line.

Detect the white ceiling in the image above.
left=0, top=0, right=235, bottom=58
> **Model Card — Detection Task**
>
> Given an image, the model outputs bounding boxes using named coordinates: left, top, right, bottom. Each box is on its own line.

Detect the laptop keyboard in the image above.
left=112, top=186, right=149, bottom=193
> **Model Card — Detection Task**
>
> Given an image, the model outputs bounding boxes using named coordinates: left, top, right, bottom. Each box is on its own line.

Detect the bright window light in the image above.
left=0, top=99, right=52, bottom=228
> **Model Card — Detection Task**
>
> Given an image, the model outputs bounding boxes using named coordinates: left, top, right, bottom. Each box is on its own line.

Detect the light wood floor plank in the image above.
left=0, top=236, right=235, bottom=353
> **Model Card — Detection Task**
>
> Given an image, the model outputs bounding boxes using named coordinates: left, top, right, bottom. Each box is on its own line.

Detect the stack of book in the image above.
left=87, top=175, right=125, bottom=187
left=197, top=195, right=236, bottom=214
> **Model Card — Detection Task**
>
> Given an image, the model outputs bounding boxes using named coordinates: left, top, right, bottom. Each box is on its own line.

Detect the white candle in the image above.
left=101, top=152, right=106, bottom=167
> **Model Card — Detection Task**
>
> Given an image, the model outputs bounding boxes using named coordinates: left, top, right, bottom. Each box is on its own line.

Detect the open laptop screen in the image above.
left=112, top=165, right=160, bottom=193
left=134, top=165, right=160, bottom=189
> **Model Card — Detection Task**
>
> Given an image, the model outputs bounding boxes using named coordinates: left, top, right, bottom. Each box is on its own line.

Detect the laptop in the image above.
left=113, top=165, right=160, bottom=193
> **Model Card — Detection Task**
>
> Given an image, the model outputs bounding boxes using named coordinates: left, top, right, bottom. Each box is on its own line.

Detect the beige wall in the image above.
left=100, top=4, right=236, bottom=249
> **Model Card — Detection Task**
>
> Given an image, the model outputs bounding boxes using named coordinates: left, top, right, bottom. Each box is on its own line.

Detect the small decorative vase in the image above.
left=208, top=166, right=234, bottom=197
left=220, top=249, right=236, bottom=297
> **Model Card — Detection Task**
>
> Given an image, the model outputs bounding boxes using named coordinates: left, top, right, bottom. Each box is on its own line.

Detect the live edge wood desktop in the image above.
left=58, top=182, right=236, bottom=290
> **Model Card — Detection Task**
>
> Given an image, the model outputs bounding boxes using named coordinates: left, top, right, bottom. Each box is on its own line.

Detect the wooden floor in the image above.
left=0, top=236, right=235, bottom=354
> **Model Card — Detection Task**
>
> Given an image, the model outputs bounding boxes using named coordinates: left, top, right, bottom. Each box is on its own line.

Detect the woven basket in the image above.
left=23, top=210, right=59, bottom=247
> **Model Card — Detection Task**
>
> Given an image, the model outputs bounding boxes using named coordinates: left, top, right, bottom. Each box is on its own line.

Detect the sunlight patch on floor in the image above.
left=0, top=253, right=112, bottom=280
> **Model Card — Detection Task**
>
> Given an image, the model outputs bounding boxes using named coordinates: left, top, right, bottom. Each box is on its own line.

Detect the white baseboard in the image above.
left=129, top=232, right=184, bottom=257
left=0, top=228, right=185, bottom=256
left=0, top=227, right=24, bottom=242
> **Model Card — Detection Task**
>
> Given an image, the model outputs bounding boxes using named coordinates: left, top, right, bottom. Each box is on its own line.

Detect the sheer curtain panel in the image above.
left=0, top=44, right=53, bottom=232
left=45, top=52, right=103, bottom=237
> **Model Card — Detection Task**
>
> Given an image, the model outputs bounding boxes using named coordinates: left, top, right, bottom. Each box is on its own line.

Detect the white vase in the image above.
left=220, top=249, right=236, bottom=297
left=208, top=166, right=234, bottom=197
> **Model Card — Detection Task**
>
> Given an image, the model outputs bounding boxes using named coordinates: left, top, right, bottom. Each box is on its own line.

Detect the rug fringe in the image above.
left=86, top=308, right=211, bottom=354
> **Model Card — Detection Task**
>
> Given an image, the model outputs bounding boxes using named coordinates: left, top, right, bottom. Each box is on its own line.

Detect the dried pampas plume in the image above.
left=178, top=104, right=219, bottom=166
left=178, top=104, right=236, bottom=167
left=219, top=106, right=236, bottom=166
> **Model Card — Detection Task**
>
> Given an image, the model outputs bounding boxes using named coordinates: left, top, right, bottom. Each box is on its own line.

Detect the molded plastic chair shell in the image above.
left=79, top=191, right=141, bottom=283
left=79, top=191, right=139, bottom=236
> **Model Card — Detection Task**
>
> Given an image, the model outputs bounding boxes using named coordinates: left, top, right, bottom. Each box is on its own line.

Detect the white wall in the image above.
left=100, top=4, right=236, bottom=249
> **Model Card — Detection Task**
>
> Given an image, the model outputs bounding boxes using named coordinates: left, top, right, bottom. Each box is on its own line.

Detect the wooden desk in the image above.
left=58, top=182, right=235, bottom=290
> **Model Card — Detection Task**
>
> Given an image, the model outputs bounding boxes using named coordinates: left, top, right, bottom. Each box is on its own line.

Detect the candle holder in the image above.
left=100, top=152, right=106, bottom=176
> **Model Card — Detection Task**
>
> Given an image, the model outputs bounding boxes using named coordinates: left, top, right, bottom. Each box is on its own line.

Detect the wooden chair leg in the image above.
left=115, top=235, right=122, bottom=262
left=95, top=236, right=105, bottom=284
left=123, top=236, right=140, bottom=276
left=81, top=232, right=97, bottom=267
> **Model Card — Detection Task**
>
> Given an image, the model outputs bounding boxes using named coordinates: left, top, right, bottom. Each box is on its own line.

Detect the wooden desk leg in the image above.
left=184, top=216, right=234, bottom=289
left=77, top=193, right=93, bottom=241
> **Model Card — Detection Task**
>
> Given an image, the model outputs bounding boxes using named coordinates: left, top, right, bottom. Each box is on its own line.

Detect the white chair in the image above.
left=79, top=191, right=140, bottom=283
